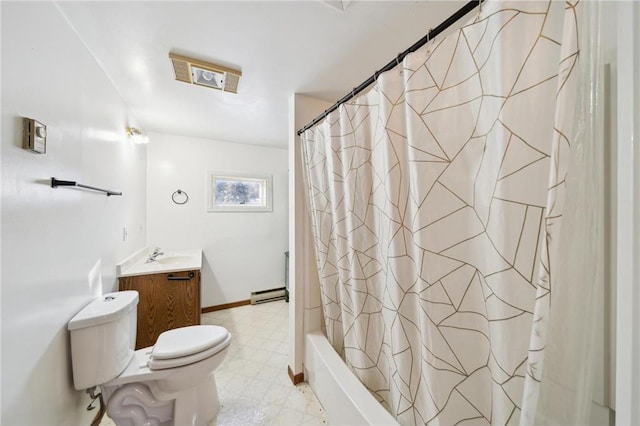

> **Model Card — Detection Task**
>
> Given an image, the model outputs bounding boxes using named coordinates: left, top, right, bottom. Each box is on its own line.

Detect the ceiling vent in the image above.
left=169, top=53, right=242, bottom=94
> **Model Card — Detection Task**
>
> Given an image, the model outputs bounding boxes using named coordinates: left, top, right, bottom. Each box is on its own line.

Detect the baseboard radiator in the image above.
left=250, top=287, right=286, bottom=304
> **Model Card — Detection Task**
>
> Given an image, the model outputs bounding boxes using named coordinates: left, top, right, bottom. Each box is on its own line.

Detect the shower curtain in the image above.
left=301, top=1, right=600, bottom=425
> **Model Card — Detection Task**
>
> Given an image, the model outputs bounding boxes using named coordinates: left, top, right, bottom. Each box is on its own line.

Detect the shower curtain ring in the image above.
left=396, top=53, right=403, bottom=66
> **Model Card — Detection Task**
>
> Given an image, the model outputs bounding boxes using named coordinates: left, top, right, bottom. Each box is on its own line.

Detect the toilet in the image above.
left=68, top=291, right=231, bottom=426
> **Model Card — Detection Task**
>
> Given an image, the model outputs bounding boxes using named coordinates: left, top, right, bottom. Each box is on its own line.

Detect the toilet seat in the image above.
left=147, top=325, right=231, bottom=370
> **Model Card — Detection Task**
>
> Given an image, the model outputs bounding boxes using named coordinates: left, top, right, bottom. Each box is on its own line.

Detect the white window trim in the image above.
left=207, top=171, right=273, bottom=212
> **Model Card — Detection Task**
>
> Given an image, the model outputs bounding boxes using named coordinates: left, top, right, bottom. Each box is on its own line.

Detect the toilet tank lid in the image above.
left=68, top=291, right=139, bottom=331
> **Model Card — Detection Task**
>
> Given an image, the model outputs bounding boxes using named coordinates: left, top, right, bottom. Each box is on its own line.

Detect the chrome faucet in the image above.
left=146, top=247, right=164, bottom=263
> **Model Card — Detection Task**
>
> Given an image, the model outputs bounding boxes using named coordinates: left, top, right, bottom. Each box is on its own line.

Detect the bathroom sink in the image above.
left=117, top=248, right=202, bottom=277
left=155, top=256, right=192, bottom=265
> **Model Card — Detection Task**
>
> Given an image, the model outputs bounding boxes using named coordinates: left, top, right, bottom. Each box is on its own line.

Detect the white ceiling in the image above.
left=57, top=1, right=468, bottom=148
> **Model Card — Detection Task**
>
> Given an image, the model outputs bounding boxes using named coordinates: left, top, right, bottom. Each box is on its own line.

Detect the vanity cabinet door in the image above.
left=119, top=270, right=201, bottom=350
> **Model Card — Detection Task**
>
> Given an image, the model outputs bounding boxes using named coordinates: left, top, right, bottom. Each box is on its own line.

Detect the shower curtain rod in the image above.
left=297, top=0, right=484, bottom=136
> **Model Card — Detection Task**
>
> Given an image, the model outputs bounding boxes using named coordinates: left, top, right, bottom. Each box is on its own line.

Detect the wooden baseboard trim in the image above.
left=288, top=365, right=304, bottom=385
left=201, top=299, right=251, bottom=313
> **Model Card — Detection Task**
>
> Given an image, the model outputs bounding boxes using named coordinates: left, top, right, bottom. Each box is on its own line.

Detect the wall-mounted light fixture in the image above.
left=126, top=127, right=149, bottom=144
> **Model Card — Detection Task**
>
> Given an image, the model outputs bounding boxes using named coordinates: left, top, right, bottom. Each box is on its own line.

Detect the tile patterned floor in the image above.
left=100, top=300, right=327, bottom=426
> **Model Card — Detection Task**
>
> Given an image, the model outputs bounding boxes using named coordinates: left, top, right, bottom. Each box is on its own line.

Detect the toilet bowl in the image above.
left=68, top=291, right=231, bottom=426
left=102, top=326, right=231, bottom=426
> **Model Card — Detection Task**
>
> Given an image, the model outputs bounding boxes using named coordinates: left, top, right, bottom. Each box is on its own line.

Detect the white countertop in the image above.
left=117, top=247, right=202, bottom=277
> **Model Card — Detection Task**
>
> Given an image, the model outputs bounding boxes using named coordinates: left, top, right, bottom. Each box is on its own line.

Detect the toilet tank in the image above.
left=68, top=291, right=139, bottom=390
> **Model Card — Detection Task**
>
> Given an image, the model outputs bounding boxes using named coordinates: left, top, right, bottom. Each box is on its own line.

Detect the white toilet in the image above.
left=68, top=291, right=231, bottom=426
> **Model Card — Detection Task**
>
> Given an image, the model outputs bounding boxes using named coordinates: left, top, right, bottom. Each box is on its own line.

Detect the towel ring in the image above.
left=172, top=189, right=189, bottom=205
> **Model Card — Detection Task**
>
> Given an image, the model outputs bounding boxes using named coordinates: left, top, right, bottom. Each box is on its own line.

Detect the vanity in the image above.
left=117, top=248, right=202, bottom=349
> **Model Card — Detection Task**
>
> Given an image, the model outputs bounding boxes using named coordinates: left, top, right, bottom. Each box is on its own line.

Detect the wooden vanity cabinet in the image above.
left=119, top=270, right=201, bottom=350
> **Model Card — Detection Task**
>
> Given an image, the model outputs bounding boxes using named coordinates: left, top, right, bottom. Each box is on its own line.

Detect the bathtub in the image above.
left=304, top=331, right=399, bottom=426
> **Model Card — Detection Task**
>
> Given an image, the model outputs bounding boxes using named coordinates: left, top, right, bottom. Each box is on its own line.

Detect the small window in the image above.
left=207, top=172, right=272, bottom=212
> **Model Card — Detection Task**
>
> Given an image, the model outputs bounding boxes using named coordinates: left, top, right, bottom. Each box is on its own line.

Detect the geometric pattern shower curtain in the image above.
left=301, top=1, right=580, bottom=424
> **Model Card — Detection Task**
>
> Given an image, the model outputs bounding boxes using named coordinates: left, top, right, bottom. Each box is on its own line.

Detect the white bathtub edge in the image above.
left=305, top=331, right=399, bottom=426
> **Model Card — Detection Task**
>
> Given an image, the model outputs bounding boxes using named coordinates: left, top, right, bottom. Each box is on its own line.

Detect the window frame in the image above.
left=206, top=171, right=273, bottom=212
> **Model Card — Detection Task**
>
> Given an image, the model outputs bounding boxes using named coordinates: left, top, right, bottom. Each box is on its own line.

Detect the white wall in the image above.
left=614, top=2, right=640, bottom=425
left=146, top=133, right=288, bottom=308
left=1, top=2, right=147, bottom=425
left=288, top=94, right=331, bottom=377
